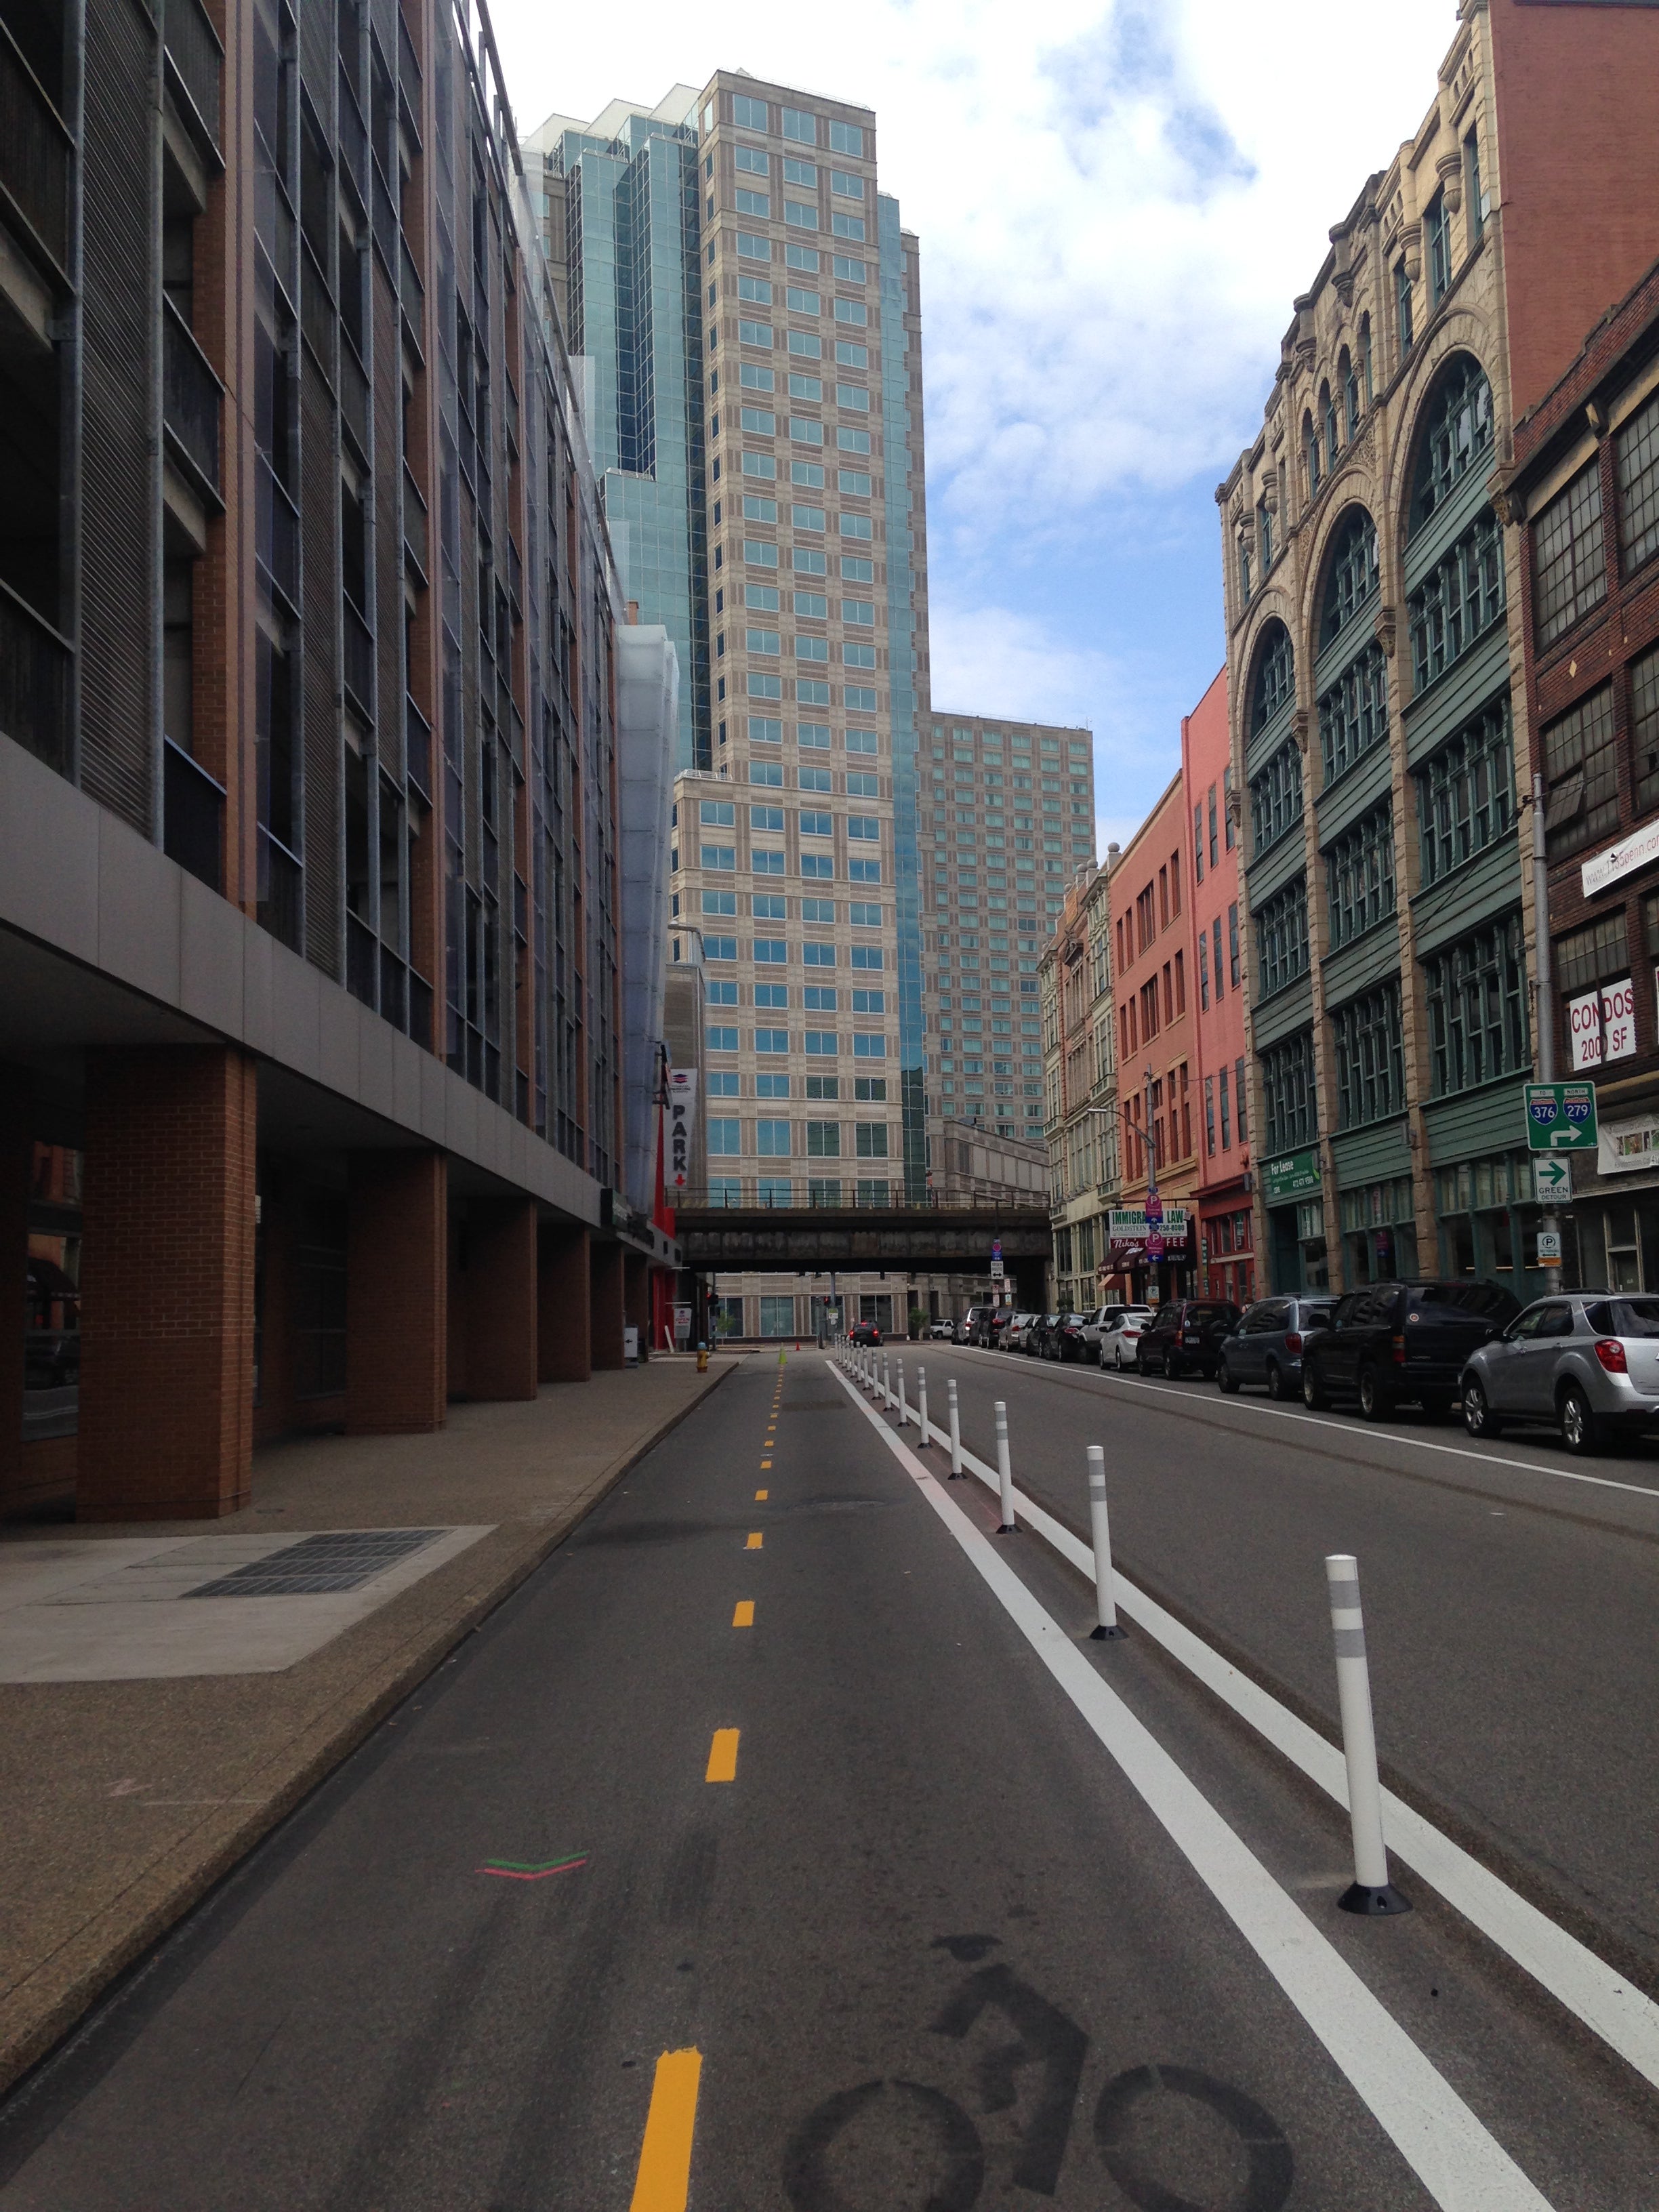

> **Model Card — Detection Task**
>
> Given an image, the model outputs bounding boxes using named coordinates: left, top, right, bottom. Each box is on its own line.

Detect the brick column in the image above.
left=462, top=1197, right=539, bottom=1401
left=0, top=1072, right=29, bottom=1508
left=539, top=1223, right=591, bottom=1382
left=624, top=1250, right=651, bottom=1362
left=347, top=1149, right=447, bottom=1433
left=590, top=1240, right=626, bottom=1370
left=78, top=1047, right=257, bottom=1520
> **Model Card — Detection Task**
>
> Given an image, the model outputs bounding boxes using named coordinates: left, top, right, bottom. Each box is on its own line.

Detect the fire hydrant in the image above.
left=696, top=1341, right=709, bottom=1373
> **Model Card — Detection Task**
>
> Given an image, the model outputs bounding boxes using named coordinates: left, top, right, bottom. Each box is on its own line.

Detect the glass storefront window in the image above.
left=1433, top=1150, right=1544, bottom=1294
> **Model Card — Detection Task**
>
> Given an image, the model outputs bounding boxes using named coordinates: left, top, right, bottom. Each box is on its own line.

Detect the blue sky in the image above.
left=486, top=0, right=1462, bottom=848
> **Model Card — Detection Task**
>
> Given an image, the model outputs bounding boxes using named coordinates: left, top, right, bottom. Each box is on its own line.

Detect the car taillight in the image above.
left=1285, top=1332, right=1303, bottom=1355
left=1595, top=1338, right=1628, bottom=1374
left=1393, top=1332, right=1406, bottom=1366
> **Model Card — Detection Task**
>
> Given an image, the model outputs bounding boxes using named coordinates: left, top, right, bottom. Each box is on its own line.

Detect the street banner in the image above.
left=667, top=1067, right=698, bottom=1189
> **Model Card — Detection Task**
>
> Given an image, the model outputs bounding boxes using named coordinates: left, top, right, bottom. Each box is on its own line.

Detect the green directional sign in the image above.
left=1532, top=1156, right=1572, bottom=1204
left=1525, top=1081, right=1598, bottom=1153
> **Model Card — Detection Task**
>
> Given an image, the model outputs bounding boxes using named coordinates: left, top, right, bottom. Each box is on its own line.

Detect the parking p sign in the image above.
left=1525, top=1081, right=1597, bottom=1152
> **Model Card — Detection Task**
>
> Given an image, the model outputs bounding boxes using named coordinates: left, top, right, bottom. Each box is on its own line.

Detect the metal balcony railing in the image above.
left=0, top=576, right=70, bottom=775
left=0, top=22, right=70, bottom=279
left=161, top=0, right=222, bottom=157
left=257, top=827, right=303, bottom=953
left=405, top=693, right=432, bottom=802
left=256, top=458, right=299, bottom=607
left=343, top=600, right=375, bottom=720
left=163, top=297, right=222, bottom=499
left=162, top=737, right=224, bottom=891
left=403, top=464, right=428, bottom=576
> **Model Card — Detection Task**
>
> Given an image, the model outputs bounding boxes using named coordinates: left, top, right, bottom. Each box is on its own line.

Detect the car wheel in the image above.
left=1217, top=1356, right=1240, bottom=1395
left=1302, top=1363, right=1330, bottom=1410
left=1164, top=1350, right=1182, bottom=1380
left=1264, top=1361, right=1284, bottom=1401
left=1462, top=1378, right=1502, bottom=1439
left=1358, top=1364, right=1394, bottom=1422
left=1560, top=1383, right=1605, bottom=1456
left=1113, top=1344, right=1125, bottom=1370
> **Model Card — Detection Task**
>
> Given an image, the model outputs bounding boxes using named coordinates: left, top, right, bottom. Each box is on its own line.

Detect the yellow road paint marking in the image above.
left=760, top=1459, right=773, bottom=1470
left=733, top=1600, right=755, bottom=1626
left=705, top=1728, right=740, bottom=1782
left=755, top=1488, right=769, bottom=1500
left=628, top=2046, right=702, bottom=2212
left=745, top=1530, right=763, bottom=1549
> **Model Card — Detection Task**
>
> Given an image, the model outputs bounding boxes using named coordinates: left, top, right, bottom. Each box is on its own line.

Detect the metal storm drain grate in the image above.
left=184, top=1528, right=447, bottom=1599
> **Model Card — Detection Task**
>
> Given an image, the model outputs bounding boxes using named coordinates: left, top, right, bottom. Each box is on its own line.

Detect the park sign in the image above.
left=1525, top=1080, right=1597, bottom=1152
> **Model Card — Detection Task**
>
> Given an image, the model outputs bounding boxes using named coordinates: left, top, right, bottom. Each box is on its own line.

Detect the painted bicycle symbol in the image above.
left=782, top=1951, right=1293, bottom=2211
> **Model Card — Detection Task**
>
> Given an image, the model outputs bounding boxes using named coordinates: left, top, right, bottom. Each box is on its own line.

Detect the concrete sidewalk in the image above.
left=0, top=1354, right=739, bottom=2094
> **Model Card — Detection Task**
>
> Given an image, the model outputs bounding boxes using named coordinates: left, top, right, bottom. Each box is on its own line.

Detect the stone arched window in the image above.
left=1319, top=506, right=1380, bottom=649
left=1250, top=619, right=1295, bottom=735
left=1304, top=411, right=1321, bottom=497
left=1359, top=312, right=1374, bottom=404
left=1409, top=352, right=1494, bottom=535
left=1322, top=380, right=1340, bottom=474
left=1339, top=346, right=1359, bottom=439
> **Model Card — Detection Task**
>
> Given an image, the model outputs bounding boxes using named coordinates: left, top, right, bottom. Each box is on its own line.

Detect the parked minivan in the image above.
left=1216, top=1296, right=1336, bottom=1400
left=1300, top=1279, right=1519, bottom=1419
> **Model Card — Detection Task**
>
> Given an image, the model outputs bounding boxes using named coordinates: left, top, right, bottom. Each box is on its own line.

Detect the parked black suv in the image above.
left=1042, top=1313, right=1092, bottom=1361
left=1300, top=1279, right=1520, bottom=1420
left=1136, top=1299, right=1242, bottom=1379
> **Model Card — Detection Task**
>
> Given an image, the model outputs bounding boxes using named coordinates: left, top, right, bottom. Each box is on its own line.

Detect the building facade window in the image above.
left=1332, top=981, right=1406, bottom=1129
left=1408, top=512, right=1504, bottom=693
left=1261, top=1031, right=1317, bottom=1156
left=1542, top=682, right=1618, bottom=860
left=1254, top=876, right=1310, bottom=998
left=1425, top=192, right=1452, bottom=306
left=1423, top=913, right=1530, bottom=1096
left=1614, top=387, right=1659, bottom=577
left=1304, top=411, right=1320, bottom=497
left=1326, top=800, right=1396, bottom=946
left=1412, top=356, right=1494, bottom=533
left=1318, top=640, right=1389, bottom=785
left=1319, top=507, right=1379, bottom=649
left=1534, top=462, right=1607, bottom=650
left=1257, top=497, right=1274, bottom=572
left=1395, top=260, right=1414, bottom=357
left=1416, top=701, right=1514, bottom=885
left=1632, top=643, right=1659, bottom=814
left=1250, top=741, right=1303, bottom=856
left=1322, top=380, right=1340, bottom=474
left=1251, top=621, right=1294, bottom=732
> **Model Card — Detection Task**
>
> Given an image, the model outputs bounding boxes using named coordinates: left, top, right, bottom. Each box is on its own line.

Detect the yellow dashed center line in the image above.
left=628, top=2047, right=703, bottom=2212
left=705, top=1728, right=740, bottom=1782
left=745, top=1530, right=763, bottom=1549
left=760, top=1460, right=773, bottom=1470
left=733, top=1600, right=755, bottom=1627
left=755, top=1488, right=769, bottom=1500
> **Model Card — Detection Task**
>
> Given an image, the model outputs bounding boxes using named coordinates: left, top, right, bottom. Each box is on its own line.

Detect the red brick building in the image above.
left=1182, top=669, right=1254, bottom=1304
left=1506, top=253, right=1659, bottom=1292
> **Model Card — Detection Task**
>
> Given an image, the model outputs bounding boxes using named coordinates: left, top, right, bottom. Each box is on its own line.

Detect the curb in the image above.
left=0, top=1359, right=738, bottom=2100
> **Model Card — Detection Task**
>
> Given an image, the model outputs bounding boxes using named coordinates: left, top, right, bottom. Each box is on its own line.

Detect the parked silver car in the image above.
left=1460, top=1294, right=1659, bottom=1454
left=1081, top=1303, right=1153, bottom=1365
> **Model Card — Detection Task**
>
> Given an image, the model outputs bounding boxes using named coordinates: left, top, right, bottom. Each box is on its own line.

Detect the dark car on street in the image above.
left=1041, top=1312, right=1093, bottom=1361
left=1216, top=1295, right=1336, bottom=1400
left=1135, top=1299, right=1242, bottom=1379
left=851, top=1320, right=882, bottom=1347
left=1300, top=1278, right=1520, bottom=1420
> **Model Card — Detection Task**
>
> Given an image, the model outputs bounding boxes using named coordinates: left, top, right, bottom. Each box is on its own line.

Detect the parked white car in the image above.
left=1090, top=1306, right=1155, bottom=1369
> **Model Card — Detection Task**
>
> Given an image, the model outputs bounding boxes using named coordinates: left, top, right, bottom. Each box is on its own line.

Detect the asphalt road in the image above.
left=908, top=1340, right=1659, bottom=1984
left=0, top=1351, right=1654, bottom=2208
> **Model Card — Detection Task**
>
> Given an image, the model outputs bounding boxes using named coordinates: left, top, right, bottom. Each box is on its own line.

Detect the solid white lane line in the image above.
left=945, top=1346, right=1659, bottom=1504
left=830, top=1361, right=1556, bottom=2211
left=895, top=1379, right=1659, bottom=2095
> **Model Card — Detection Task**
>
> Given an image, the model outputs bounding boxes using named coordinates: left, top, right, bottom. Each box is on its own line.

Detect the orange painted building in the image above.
left=1106, top=772, right=1199, bottom=1298
left=1181, top=669, right=1254, bottom=1305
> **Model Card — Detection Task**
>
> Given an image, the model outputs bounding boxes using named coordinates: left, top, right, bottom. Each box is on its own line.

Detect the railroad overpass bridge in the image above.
left=673, top=1190, right=1052, bottom=1310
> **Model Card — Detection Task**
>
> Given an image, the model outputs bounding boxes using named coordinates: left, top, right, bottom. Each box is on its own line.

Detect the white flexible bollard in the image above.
left=1325, top=1554, right=1410, bottom=1916
left=917, top=1366, right=928, bottom=1445
left=1086, top=1446, right=1125, bottom=1639
left=882, top=1350, right=892, bottom=1407
left=947, top=1377, right=963, bottom=1479
left=897, top=1356, right=909, bottom=1426
left=994, top=1401, right=1017, bottom=1534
